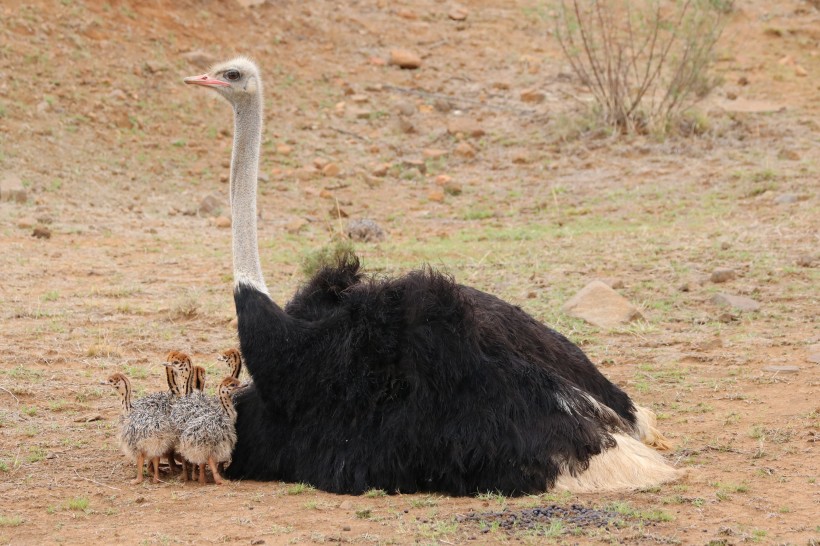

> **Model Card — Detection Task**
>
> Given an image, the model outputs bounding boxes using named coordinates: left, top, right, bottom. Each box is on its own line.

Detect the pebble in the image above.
left=795, top=254, right=815, bottom=267
left=520, top=89, right=546, bottom=103
left=447, top=117, right=485, bottom=138
left=443, top=181, right=462, bottom=196
left=455, top=142, right=476, bottom=158
left=215, top=216, right=231, bottom=228
left=389, top=49, right=422, bottom=69
left=435, top=174, right=452, bottom=185
left=371, top=163, right=390, bottom=177
left=710, top=268, right=736, bottom=283
left=347, top=218, right=386, bottom=242
left=32, top=226, right=52, bottom=239
left=428, top=190, right=445, bottom=203
left=460, top=504, right=620, bottom=532
left=395, top=101, right=417, bottom=116
left=422, top=148, right=449, bottom=159
left=322, top=163, right=341, bottom=177
left=807, top=345, right=820, bottom=364
left=562, top=281, right=643, bottom=329
left=17, top=217, right=35, bottom=229
left=448, top=6, right=468, bottom=20
left=1, top=173, right=27, bottom=203
left=711, top=293, right=761, bottom=312
left=276, top=144, right=293, bottom=156
left=777, top=149, right=800, bottom=161
left=199, top=194, right=226, bottom=217
left=339, top=500, right=353, bottom=510
left=774, top=193, right=798, bottom=204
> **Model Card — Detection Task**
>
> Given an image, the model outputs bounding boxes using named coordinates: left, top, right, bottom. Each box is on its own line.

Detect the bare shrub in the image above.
left=555, top=0, right=726, bottom=134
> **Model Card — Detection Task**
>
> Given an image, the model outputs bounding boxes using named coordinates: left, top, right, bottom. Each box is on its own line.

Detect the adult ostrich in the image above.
left=184, top=58, right=680, bottom=495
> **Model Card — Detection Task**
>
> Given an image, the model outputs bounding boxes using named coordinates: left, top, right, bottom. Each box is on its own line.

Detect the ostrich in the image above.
left=183, top=58, right=680, bottom=495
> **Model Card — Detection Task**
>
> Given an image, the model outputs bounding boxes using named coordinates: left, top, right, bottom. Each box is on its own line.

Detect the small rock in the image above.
left=329, top=205, right=349, bottom=219
left=678, top=280, right=699, bottom=292
left=401, top=159, right=427, bottom=174
left=1, top=173, right=27, bottom=203
left=17, top=217, right=35, bottom=229
left=322, top=163, right=341, bottom=177
left=718, top=312, right=737, bottom=323
left=435, top=174, right=452, bottom=186
left=492, top=81, right=511, bottom=90
left=285, top=218, right=308, bottom=234
left=777, top=149, right=800, bottom=161
left=199, top=194, right=226, bottom=217
left=396, top=117, right=416, bottom=134
left=339, top=500, right=353, bottom=510
left=562, top=281, right=643, bottom=329
left=796, top=254, right=816, bottom=267
left=698, top=336, right=724, bottom=351
left=762, top=366, right=800, bottom=374
left=389, top=49, right=422, bottom=69
left=215, top=216, right=231, bottom=228
left=710, top=268, right=736, bottom=283
left=448, top=7, right=469, bottom=20
left=422, top=148, right=449, bottom=159
left=428, top=190, right=445, bottom=203
left=511, top=153, right=531, bottom=164
left=520, top=89, right=545, bottom=103
left=454, top=142, right=476, bottom=158
left=295, top=167, right=319, bottom=180
left=251, top=540, right=266, bottom=546
left=443, top=181, right=462, bottom=196
left=774, top=193, right=798, bottom=204
left=371, top=163, right=390, bottom=177
left=395, top=101, right=417, bottom=116
left=182, top=50, right=216, bottom=69
left=350, top=94, right=369, bottom=104
left=447, top=117, right=485, bottom=138
left=794, top=65, right=807, bottom=77
left=32, top=226, right=52, bottom=239
left=711, top=293, right=761, bottom=312
left=737, top=76, right=750, bottom=86
left=277, top=144, right=293, bottom=156
left=342, top=526, right=351, bottom=532
left=433, top=98, right=452, bottom=113
left=347, top=218, right=386, bottom=242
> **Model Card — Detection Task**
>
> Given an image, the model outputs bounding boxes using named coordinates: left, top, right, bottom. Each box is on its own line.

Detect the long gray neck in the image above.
left=230, top=94, right=268, bottom=295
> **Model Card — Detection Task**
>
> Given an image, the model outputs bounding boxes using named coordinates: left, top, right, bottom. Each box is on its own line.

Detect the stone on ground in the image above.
left=1, top=173, right=27, bottom=203
left=562, top=280, right=643, bottom=329
left=711, top=293, right=761, bottom=312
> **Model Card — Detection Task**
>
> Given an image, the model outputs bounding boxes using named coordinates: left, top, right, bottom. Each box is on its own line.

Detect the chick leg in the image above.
left=209, top=457, right=224, bottom=485
left=131, top=453, right=145, bottom=485
left=151, top=457, right=160, bottom=483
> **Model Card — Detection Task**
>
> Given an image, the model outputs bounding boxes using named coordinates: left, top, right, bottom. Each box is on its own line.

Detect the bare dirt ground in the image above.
left=0, top=0, right=818, bottom=544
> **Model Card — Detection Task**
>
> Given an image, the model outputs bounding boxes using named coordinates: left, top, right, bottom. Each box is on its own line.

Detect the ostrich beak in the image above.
left=184, top=74, right=230, bottom=87
left=163, top=363, right=174, bottom=368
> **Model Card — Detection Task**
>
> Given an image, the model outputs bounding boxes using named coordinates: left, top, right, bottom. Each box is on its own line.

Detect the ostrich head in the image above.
left=218, top=348, right=243, bottom=380
left=183, top=57, right=261, bottom=104
left=219, top=377, right=242, bottom=397
left=101, top=372, right=129, bottom=396
left=164, top=351, right=193, bottom=384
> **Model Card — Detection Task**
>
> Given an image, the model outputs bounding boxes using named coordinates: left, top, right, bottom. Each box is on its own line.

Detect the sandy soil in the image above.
left=0, top=0, right=818, bottom=544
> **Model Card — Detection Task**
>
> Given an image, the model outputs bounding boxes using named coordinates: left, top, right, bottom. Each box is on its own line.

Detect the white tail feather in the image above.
left=554, top=433, right=683, bottom=493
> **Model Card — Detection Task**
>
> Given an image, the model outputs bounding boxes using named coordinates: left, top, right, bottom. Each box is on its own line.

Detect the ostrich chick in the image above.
left=177, top=377, right=242, bottom=485
left=217, top=348, right=244, bottom=381
left=102, top=373, right=175, bottom=484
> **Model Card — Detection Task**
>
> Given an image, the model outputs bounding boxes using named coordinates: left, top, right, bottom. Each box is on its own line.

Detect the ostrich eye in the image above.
left=225, top=69, right=241, bottom=81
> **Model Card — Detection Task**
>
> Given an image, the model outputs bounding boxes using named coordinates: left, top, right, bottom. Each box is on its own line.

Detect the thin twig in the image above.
left=328, top=126, right=371, bottom=142
left=73, top=469, right=124, bottom=491
left=0, top=386, right=20, bottom=406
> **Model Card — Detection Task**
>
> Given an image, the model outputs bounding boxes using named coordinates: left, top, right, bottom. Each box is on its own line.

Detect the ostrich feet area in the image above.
left=0, top=0, right=817, bottom=544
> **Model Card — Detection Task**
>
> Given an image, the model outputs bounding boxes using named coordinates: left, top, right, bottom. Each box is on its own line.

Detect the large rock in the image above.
left=562, top=281, right=643, bottom=329
left=1, top=173, right=27, bottom=203
left=711, top=293, right=761, bottom=312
